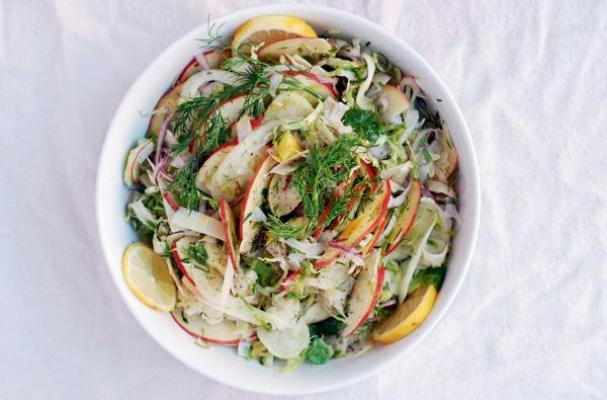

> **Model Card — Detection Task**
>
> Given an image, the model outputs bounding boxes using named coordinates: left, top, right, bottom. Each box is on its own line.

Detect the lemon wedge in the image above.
left=372, top=285, right=437, bottom=344
left=122, top=242, right=176, bottom=312
left=231, top=15, right=317, bottom=53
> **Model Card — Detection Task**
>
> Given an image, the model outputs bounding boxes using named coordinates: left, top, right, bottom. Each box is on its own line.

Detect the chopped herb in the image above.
left=374, top=305, right=392, bottom=318
left=306, top=337, right=335, bottom=365
left=292, top=135, right=361, bottom=229
left=342, top=108, right=384, bottom=143
left=408, top=266, right=447, bottom=294
left=167, top=155, right=201, bottom=210
left=170, top=96, right=218, bottom=156
left=197, top=20, right=229, bottom=52
left=250, top=259, right=280, bottom=287
left=422, top=148, right=433, bottom=162
left=183, top=242, right=208, bottom=269
left=266, top=214, right=306, bottom=240
left=200, top=112, right=229, bottom=156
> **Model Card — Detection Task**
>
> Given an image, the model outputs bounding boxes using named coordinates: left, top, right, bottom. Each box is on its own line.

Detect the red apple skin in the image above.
left=250, top=115, right=264, bottom=129
left=219, top=199, right=240, bottom=273
left=171, top=312, right=242, bottom=345
left=363, top=213, right=390, bottom=256
left=171, top=243, right=195, bottom=284
left=344, top=266, right=385, bottom=337
left=312, top=171, right=359, bottom=239
left=315, top=180, right=391, bottom=269
left=195, top=139, right=238, bottom=195
left=384, top=180, right=422, bottom=255
left=163, top=192, right=179, bottom=211
left=359, top=159, right=378, bottom=191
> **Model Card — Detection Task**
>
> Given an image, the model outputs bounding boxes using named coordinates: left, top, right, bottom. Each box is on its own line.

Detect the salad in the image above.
left=120, top=15, right=459, bottom=370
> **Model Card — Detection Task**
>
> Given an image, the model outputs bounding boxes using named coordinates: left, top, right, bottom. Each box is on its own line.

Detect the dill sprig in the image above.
left=170, top=96, right=219, bottom=156
left=222, top=55, right=324, bottom=118
left=292, top=135, right=362, bottom=228
left=168, top=113, right=229, bottom=210
left=197, top=19, right=230, bottom=52
left=201, top=113, right=229, bottom=155
left=183, top=242, right=209, bottom=270
left=168, top=154, right=201, bottom=210
left=266, top=215, right=306, bottom=240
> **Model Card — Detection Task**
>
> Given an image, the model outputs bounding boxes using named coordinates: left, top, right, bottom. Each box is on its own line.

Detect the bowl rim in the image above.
left=96, top=3, right=480, bottom=395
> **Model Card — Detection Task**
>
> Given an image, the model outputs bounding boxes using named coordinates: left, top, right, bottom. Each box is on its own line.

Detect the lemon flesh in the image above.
left=122, top=242, right=176, bottom=312
left=372, top=285, right=437, bottom=344
left=231, top=16, right=317, bottom=53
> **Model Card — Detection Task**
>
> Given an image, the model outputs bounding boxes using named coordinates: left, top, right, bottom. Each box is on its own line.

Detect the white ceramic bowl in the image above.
left=96, top=4, right=480, bottom=395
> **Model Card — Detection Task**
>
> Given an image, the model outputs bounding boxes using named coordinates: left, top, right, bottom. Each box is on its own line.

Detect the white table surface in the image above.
left=1, top=0, right=606, bottom=398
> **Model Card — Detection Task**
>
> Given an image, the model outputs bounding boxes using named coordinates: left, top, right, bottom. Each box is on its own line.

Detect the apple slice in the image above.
left=363, top=212, right=391, bottom=256
left=200, top=94, right=246, bottom=134
left=343, top=250, right=385, bottom=336
left=284, top=71, right=337, bottom=101
left=212, top=121, right=278, bottom=202
left=147, top=83, right=183, bottom=139
left=315, top=180, right=391, bottom=268
left=191, top=95, right=246, bottom=153
left=258, top=37, right=332, bottom=60
left=209, top=94, right=246, bottom=126
left=171, top=311, right=253, bottom=345
left=379, top=85, right=410, bottom=121
left=176, top=58, right=199, bottom=85
left=265, top=91, right=314, bottom=122
left=239, top=153, right=277, bottom=255
left=219, top=199, right=240, bottom=272
left=302, top=302, right=331, bottom=324
left=257, top=320, right=310, bottom=359
left=176, top=50, right=228, bottom=84
left=268, top=173, right=301, bottom=217
left=195, top=139, right=238, bottom=195
left=384, top=180, right=422, bottom=255
left=170, top=208, right=225, bottom=241
left=205, top=50, right=228, bottom=69
left=359, top=159, right=378, bottom=190
left=312, top=171, right=358, bottom=239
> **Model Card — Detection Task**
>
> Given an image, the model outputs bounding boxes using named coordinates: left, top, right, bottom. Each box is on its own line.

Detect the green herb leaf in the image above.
left=201, top=112, right=229, bottom=156
left=251, top=259, right=281, bottom=287
left=306, top=337, right=335, bottom=365
left=342, top=109, right=384, bottom=143
left=168, top=156, right=200, bottom=210
left=183, top=242, right=208, bottom=269
left=265, top=214, right=306, bottom=240
left=292, top=135, right=361, bottom=229
left=408, top=266, right=447, bottom=294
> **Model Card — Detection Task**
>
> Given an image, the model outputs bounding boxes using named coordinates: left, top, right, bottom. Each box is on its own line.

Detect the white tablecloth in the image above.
left=2, top=1, right=606, bottom=398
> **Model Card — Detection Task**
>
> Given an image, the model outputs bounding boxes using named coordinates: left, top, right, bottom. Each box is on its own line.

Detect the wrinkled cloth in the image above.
left=1, top=1, right=606, bottom=399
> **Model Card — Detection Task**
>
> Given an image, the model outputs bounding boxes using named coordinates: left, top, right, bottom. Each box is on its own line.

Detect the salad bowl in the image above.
left=96, top=3, right=480, bottom=395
